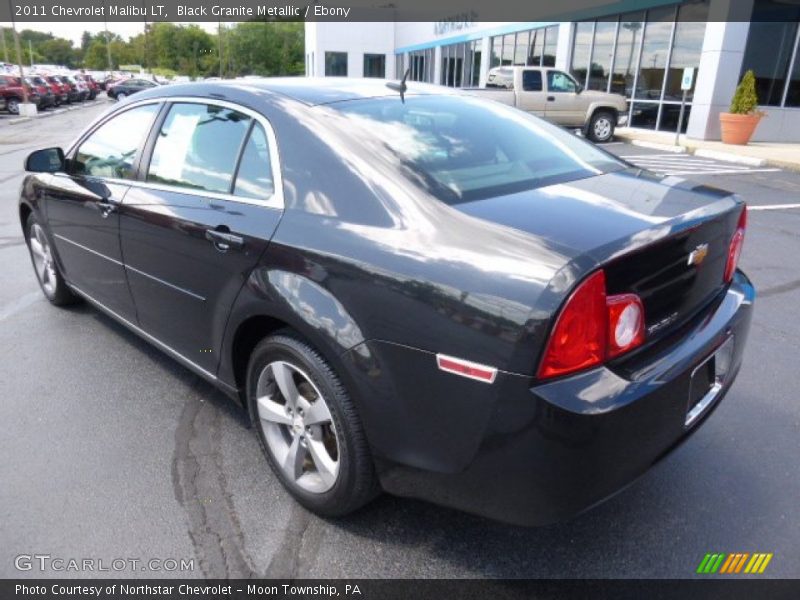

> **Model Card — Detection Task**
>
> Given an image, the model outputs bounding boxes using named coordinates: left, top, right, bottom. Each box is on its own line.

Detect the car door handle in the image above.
left=205, top=228, right=244, bottom=252
left=547, top=96, right=556, bottom=102
left=97, top=200, right=117, bottom=218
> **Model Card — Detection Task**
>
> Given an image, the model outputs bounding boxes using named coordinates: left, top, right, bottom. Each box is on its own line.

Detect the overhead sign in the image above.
left=681, top=68, right=695, bottom=91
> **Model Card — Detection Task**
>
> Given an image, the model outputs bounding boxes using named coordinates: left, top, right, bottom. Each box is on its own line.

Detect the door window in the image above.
left=233, top=123, right=274, bottom=200
left=147, top=103, right=252, bottom=194
left=522, top=70, right=543, bottom=91
left=72, top=103, right=160, bottom=179
left=547, top=71, right=579, bottom=93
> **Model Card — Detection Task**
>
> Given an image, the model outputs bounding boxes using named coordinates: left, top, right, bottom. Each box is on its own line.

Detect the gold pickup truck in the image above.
left=464, top=66, right=629, bottom=143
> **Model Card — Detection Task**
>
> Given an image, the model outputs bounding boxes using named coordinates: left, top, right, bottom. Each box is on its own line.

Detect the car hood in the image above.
left=452, top=168, right=738, bottom=260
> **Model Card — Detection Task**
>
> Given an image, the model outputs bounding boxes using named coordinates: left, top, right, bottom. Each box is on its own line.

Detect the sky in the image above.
left=0, top=22, right=221, bottom=45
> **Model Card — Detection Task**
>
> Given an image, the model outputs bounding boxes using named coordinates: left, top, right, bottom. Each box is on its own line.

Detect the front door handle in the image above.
left=205, top=228, right=244, bottom=252
left=547, top=96, right=556, bottom=102
left=97, top=200, right=116, bottom=219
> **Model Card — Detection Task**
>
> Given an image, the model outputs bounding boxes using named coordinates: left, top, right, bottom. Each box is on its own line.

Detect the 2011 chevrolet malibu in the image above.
left=19, top=79, right=753, bottom=526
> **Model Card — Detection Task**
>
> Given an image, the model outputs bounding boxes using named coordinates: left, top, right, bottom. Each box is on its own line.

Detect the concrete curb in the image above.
left=630, top=139, right=687, bottom=153
left=693, top=148, right=768, bottom=167
left=4, top=100, right=104, bottom=125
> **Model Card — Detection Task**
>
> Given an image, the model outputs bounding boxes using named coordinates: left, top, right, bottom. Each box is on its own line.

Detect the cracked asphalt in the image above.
left=1, top=107, right=799, bottom=579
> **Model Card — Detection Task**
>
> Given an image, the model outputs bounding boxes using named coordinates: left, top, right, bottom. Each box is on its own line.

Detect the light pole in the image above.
left=218, top=20, right=223, bottom=78
left=1, top=27, right=8, bottom=63
left=8, top=0, right=28, bottom=103
left=104, top=0, right=113, bottom=71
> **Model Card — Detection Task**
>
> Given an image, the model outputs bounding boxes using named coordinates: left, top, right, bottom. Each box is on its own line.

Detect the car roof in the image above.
left=135, top=77, right=453, bottom=107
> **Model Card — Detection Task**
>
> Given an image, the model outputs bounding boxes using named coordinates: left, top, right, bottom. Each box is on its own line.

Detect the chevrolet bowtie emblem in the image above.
left=687, top=243, right=709, bottom=266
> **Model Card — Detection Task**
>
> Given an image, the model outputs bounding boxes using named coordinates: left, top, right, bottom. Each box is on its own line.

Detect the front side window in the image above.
left=332, top=95, right=623, bottom=203
left=547, top=70, right=578, bottom=93
left=73, top=104, right=160, bottom=179
left=147, top=103, right=251, bottom=194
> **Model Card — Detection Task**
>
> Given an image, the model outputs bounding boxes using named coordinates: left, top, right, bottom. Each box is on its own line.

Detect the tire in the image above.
left=587, top=110, right=616, bottom=143
left=247, top=333, right=379, bottom=517
left=7, top=97, right=19, bottom=115
left=116, top=92, right=126, bottom=101
left=25, top=213, right=79, bottom=306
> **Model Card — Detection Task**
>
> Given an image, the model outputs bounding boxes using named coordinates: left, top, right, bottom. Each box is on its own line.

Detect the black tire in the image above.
left=24, top=213, right=79, bottom=306
left=587, top=110, right=616, bottom=143
left=247, top=332, right=379, bottom=517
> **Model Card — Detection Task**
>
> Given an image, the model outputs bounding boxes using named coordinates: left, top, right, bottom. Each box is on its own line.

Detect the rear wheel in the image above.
left=116, top=92, right=126, bottom=101
left=247, top=333, right=379, bottom=516
left=7, top=97, right=19, bottom=114
left=588, top=110, right=616, bottom=143
left=25, top=213, right=78, bottom=306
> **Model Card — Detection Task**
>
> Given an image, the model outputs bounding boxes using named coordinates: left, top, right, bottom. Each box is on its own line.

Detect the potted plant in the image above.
left=720, top=70, right=763, bottom=145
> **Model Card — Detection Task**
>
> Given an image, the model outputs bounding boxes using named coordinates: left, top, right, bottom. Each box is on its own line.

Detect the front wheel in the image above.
left=587, top=110, right=616, bottom=143
left=116, top=92, right=126, bottom=101
left=247, top=333, right=379, bottom=516
left=25, top=213, right=79, bottom=306
left=7, top=98, right=19, bottom=114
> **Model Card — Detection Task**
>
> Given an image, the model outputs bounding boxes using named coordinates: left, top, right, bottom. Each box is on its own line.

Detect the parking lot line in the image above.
left=749, top=203, right=800, bottom=211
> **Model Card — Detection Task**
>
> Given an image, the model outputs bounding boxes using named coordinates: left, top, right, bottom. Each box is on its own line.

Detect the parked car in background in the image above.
left=26, top=76, right=55, bottom=109
left=0, top=75, right=40, bottom=113
left=59, top=76, right=88, bottom=102
left=76, top=74, right=98, bottom=100
left=18, top=79, right=753, bottom=526
left=464, top=66, right=629, bottom=142
left=107, top=77, right=159, bottom=100
left=42, top=75, right=68, bottom=106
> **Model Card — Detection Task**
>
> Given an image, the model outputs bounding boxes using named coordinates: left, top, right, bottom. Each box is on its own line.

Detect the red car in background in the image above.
left=75, top=74, right=97, bottom=100
left=0, top=75, right=40, bottom=114
left=57, top=76, right=88, bottom=102
left=44, top=76, right=69, bottom=105
left=26, top=76, right=56, bottom=108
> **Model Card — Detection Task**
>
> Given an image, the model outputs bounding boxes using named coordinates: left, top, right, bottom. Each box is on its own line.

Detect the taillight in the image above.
left=538, top=269, right=646, bottom=379
left=724, top=206, right=747, bottom=283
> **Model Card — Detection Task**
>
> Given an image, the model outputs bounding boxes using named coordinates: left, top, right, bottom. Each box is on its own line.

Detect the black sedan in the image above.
left=107, top=77, right=159, bottom=101
left=18, top=79, right=753, bottom=525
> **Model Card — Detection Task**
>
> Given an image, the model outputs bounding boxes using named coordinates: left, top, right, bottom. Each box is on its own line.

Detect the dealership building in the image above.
left=305, top=0, right=800, bottom=142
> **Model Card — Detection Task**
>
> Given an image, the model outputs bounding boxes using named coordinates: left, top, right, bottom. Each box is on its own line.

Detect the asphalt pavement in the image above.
left=1, top=110, right=799, bottom=579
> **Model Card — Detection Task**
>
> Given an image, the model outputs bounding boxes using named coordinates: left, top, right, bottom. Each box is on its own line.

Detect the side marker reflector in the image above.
left=436, top=354, right=497, bottom=384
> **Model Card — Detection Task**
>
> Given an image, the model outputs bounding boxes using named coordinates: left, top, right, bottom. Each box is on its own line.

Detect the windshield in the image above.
left=331, top=95, right=624, bottom=203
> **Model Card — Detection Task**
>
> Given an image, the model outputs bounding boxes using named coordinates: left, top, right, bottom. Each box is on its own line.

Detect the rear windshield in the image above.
left=331, top=95, right=624, bottom=203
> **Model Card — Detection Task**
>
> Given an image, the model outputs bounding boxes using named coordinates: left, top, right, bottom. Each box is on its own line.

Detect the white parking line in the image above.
left=749, top=203, right=800, bottom=211
left=619, top=153, right=781, bottom=176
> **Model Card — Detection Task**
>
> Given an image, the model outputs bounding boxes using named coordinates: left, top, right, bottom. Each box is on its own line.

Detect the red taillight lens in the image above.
left=606, top=294, right=645, bottom=358
left=724, top=206, right=747, bottom=283
left=538, top=270, right=646, bottom=379
left=538, top=270, right=607, bottom=379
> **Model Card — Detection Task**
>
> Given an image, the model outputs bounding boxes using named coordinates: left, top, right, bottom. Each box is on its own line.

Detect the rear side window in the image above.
left=522, top=70, right=543, bottom=91
left=147, top=103, right=251, bottom=194
left=233, top=123, right=274, bottom=200
left=73, top=104, right=160, bottom=179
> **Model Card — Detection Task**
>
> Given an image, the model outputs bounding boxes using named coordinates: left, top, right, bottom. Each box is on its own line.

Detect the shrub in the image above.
left=729, top=70, right=759, bottom=114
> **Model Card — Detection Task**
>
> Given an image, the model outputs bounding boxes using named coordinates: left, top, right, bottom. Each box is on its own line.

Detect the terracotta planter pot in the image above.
left=719, top=112, right=762, bottom=145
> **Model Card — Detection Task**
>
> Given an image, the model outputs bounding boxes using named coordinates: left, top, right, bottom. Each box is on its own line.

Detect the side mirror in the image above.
left=576, top=84, right=584, bottom=94
left=25, top=147, right=65, bottom=173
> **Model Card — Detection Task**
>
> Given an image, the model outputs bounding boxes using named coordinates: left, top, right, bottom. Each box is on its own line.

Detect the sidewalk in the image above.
left=614, top=127, right=800, bottom=172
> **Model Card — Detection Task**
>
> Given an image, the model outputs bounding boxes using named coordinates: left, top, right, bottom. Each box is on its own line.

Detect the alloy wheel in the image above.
left=29, top=223, right=57, bottom=296
left=256, top=360, right=340, bottom=493
left=593, top=117, right=612, bottom=141
left=8, top=99, right=19, bottom=114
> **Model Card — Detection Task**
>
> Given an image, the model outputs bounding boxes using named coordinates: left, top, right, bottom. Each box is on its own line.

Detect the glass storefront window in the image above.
left=663, top=1, right=709, bottom=102
left=612, top=13, right=644, bottom=96
left=364, top=54, right=385, bottom=78
left=787, top=42, right=800, bottom=106
left=325, top=52, right=348, bottom=77
left=588, top=20, right=616, bottom=91
left=514, top=31, right=530, bottom=65
left=571, top=22, right=594, bottom=86
left=741, top=21, right=799, bottom=106
left=491, top=36, right=502, bottom=68
left=543, top=26, right=558, bottom=67
left=635, top=6, right=677, bottom=101
left=502, top=34, right=515, bottom=66
left=528, top=29, right=544, bottom=66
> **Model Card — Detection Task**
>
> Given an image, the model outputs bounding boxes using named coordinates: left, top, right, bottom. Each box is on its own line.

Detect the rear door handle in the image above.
left=205, top=228, right=244, bottom=252
left=547, top=96, right=556, bottom=102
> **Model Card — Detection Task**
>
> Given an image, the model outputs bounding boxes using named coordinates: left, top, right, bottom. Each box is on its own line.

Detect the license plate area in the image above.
left=685, top=336, right=734, bottom=427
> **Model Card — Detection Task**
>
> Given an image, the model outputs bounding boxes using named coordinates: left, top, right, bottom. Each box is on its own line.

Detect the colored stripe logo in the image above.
left=697, top=553, right=773, bottom=574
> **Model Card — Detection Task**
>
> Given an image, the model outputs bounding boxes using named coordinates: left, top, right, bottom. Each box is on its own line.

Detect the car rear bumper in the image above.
left=357, top=270, right=754, bottom=526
